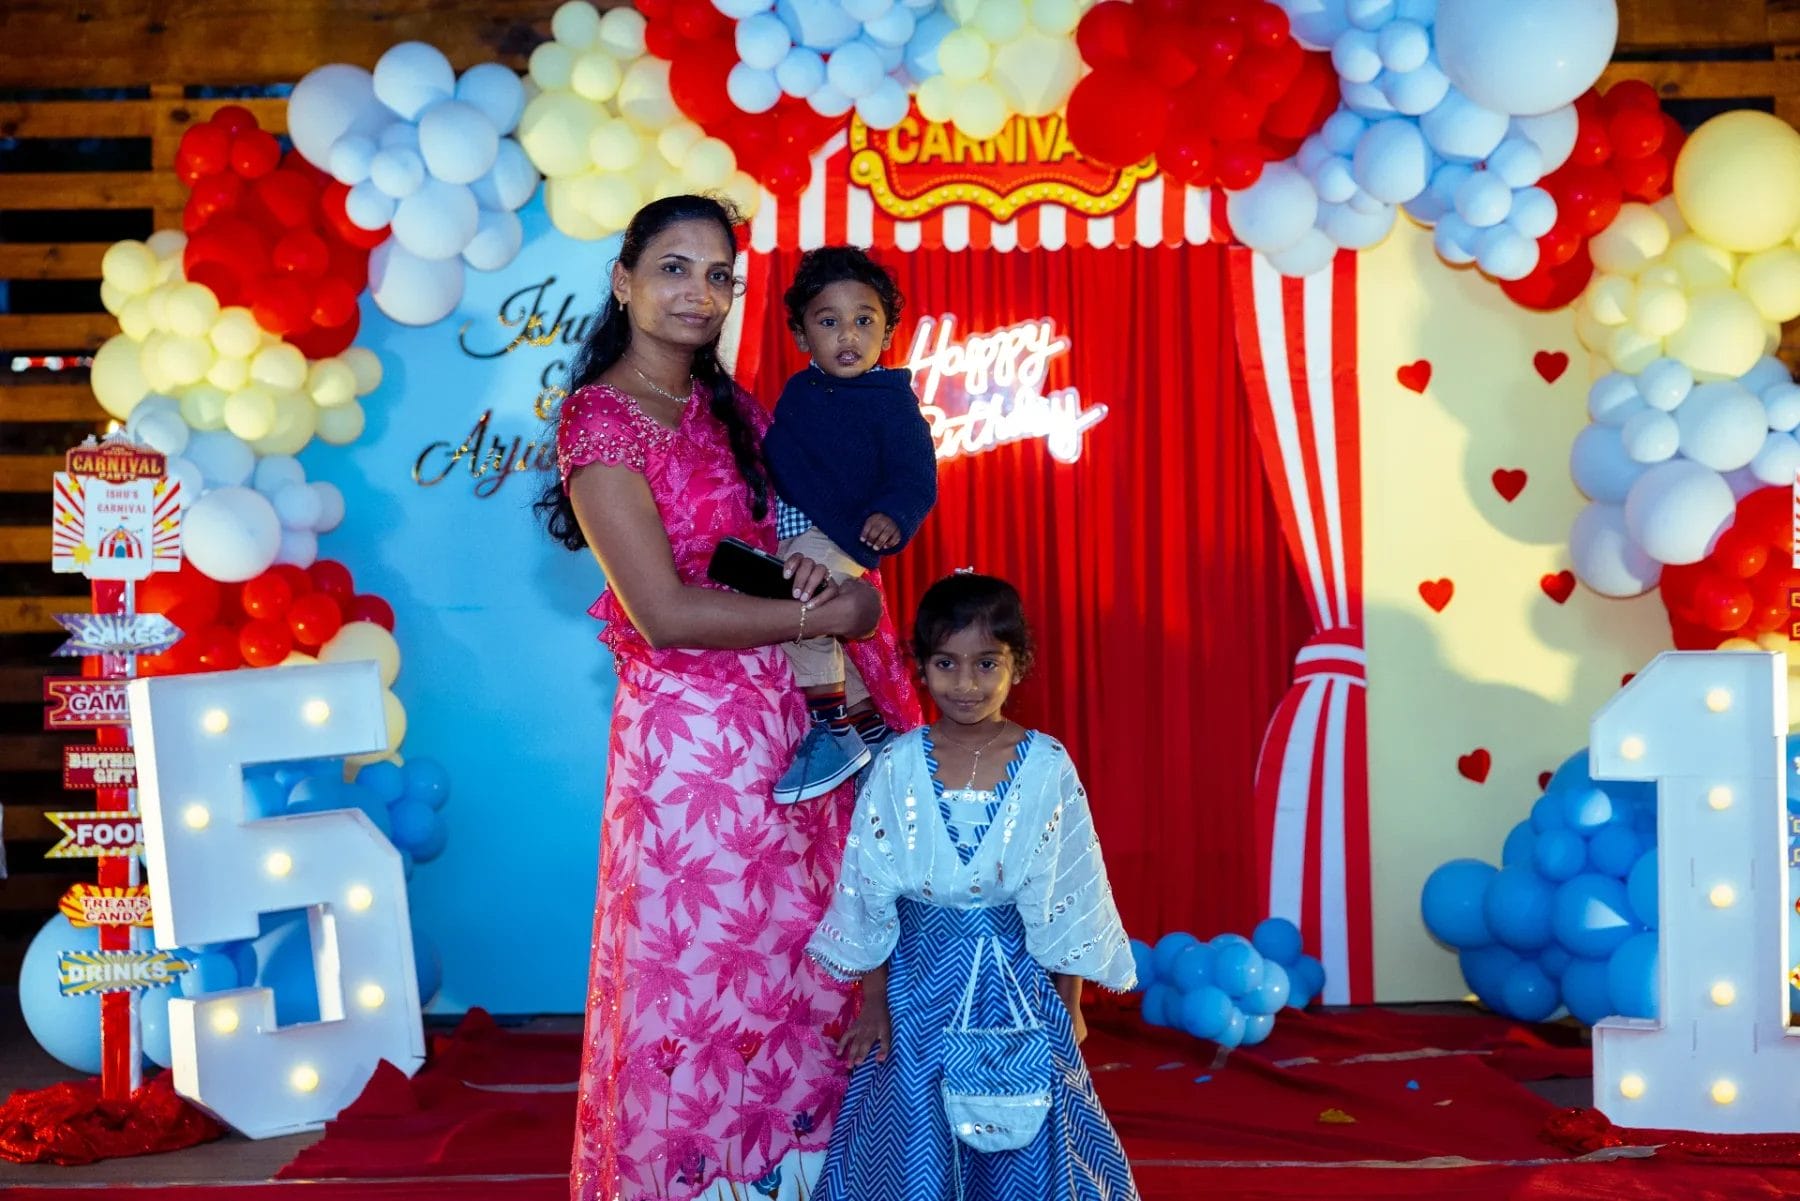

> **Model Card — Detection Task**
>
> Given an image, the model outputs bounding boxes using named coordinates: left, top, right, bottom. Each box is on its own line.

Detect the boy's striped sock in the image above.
left=851, top=708, right=892, bottom=749
left=806, top=690, right=853, bottom=731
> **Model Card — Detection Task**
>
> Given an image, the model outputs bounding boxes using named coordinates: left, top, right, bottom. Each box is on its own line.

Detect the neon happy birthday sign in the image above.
left=905, top=315, right=1108, bottom=465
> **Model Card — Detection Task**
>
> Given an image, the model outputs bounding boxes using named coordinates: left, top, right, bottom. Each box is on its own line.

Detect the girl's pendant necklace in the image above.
left=630, top=361, right=694, bottom=405
left=937, top=722, right=1010, bottom=792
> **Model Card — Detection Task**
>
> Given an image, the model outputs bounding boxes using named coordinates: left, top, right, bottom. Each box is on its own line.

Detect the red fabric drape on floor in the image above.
left=740, top=243, right=1314, bottom=941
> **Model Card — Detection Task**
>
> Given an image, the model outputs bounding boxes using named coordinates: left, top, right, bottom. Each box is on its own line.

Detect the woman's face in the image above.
left=613, top=218, right=737, bottom=350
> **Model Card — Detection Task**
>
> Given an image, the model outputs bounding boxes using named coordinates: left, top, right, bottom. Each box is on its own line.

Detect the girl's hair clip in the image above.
left=952, top=566, right=976, bottom=575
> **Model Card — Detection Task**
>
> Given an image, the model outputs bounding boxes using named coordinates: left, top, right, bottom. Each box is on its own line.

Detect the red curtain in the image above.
left=740, top=243, right=1314, bottom=942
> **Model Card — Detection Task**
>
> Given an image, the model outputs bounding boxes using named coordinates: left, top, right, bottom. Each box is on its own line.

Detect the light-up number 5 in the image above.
left=1589, top=650, right=1800, bottom=1133
left=130, top=662, right=424, bottom=1139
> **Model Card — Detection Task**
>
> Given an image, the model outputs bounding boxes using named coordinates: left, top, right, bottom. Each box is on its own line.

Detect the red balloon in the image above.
left=1065, top=70, right=1169, bottom=168
left=644, top=20, right=682, bottom=62
left=178, top=123, right=233, bottom=178
left=1555, top=165, right=1622, bottom=235
left=1145, top=38, right=1199, bottom=89
left=210, top=105, right=257, bottom=135
left=1606, top=106, right=1664, bottom=161
left=1614, top=151, right=1671, bottom=203
left=762, top=151, right=812, bottom=199
left=1601, top=79, right=1661, bottom=116
left=139, top=638, right=204, bottom=678
left=253, top=167, right=320, bottom=229
left=1192, top=22, right=1247, bottom=77
left=1156, top=130, right=1216, bottom=186
left=186, top=172, right=246, bottom=226
left=241, top=571, right=297, bottom=621
left=288, top=593, right=344, bottom=649
left=311, top=277, right=360, bottom=329
left=192, top=625, right=244, bottom=671
left=1569, top=112, right=1612, bottom=168
left=309, top=559, right=355, bottom=598
left=230, top=129, right=282, bottom=179
left=1501, top=241, right=1593, bottom=310
left=1246, top=2, right=1291, bottom=47
left=1712, top=526, right=1769, bottom=579
left=1236, top=40, right=1303, bottom=103
left=1214, top=139, right=1265, bottom=190
left=240, top=618, right=295, bottom=667
left=1210, top=85, right=1263, bottom=143
left=320, top=180, right=390, bottom=248
left=253, top=275, right=313, bottom=336
left=1076, top=2, right=1143, bottom=67
left=672, top=0, right=728, bottom=39
left=1263, top=51, right=1338, bottom=142
left=268, top=563, right=313, bottom=598
left=137, top=563, right=224, bottom=631
left=1737, top=486, right=1791, bottom=548
left=668, top=39, right=738, bottom=127
left=1694, top=574, right=1754, bottom=633
left=290, top=316, right=358, bottom=360
left=348, top=594, right=397, bottom=631
left=272, top=229, right=331, bottom=278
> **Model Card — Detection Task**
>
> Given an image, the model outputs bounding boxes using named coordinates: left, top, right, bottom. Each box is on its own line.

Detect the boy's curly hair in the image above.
left=783, top=245, right=906, bottom=332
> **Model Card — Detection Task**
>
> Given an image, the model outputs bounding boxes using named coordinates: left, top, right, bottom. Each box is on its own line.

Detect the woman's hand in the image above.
left=808, top=578, right=882, bottom=640
left=782, top=553, right=835, bottom=603
left=837, top=992, right=892, bottom=1065
left=1054, top=973, right=1088, bottom=1045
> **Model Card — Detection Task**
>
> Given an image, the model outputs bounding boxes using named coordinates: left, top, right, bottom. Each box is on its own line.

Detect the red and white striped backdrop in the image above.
left=1229, top=247, right=1373, bottom=1005
left=748, top=131, right=1227, bottom=253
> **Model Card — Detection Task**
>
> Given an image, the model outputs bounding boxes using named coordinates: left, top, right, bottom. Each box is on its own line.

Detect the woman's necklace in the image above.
left=935, top=722, right=1010, bottom=790
left=630, top=361, right=694, bottom=405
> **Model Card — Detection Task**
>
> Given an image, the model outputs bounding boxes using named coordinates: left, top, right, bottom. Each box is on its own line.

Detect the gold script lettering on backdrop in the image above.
left=413, top=277, right=605, bottom=497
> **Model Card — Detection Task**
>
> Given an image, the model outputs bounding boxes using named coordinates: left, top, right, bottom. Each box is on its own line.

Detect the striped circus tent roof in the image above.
left=747, top=131, right=1229, bottom=254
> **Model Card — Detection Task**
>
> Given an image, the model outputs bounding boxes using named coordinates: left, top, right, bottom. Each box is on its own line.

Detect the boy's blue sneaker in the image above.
left=773, top=725, right=870, bottom=804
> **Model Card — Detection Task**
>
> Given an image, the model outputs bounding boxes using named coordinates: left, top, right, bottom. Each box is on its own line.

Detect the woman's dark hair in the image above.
left=536, top=194, right=767, bottom=551
left=911, top=573, right=1034, bottom=681
left=783, top=245, right=905, bottom=333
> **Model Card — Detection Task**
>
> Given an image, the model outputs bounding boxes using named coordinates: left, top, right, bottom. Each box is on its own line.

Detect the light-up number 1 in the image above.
left=129, top=662, right=424, bottom=1139
left=1589, top=650, right=1800, bottom=1133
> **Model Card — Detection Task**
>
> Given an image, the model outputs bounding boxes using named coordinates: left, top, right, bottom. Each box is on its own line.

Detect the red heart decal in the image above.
left=1534, top=351, right=1569, bottom=383
left=1537, top=771, right=1552, bottom=791
left=1458, top=749, right=1492, bottom=784
left=1491, top=468, right=1528, bottom=502
left=1621, top=673, right=1636, bottom=687
left=1397, top=360, right=1432, bottom=393
left=1418, top=578, right=1454, bottom=612
left=1540, top=571, right=1575, bottom=604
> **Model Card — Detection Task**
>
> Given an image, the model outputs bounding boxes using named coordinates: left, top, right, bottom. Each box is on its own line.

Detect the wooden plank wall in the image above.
left=0, top=0, right=1798, bottom=973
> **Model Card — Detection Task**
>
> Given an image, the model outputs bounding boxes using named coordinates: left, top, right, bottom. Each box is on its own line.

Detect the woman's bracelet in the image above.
left=795, top=599, right=808, bottom=643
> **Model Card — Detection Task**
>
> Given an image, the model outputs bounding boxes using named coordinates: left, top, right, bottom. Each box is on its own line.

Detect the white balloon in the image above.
left=1511, top=105, right=1578, bottom=173
left=1750, top=431, right=1800, bottom=486
left=253, top=455, right=306, bottom=496
left=276, top=527, right=320, bottom=569
left=1621, top=408, right=1679, bottom=463
left=1435, top=0, right=1617, bottom=116
left=738, top=13, right=795, bottom=70
left=1636, top=357, right=1694, bottom=411
left=1352, top=119, right=1431, bottom=204
left=1227, top=162, right=1321, bottom=255
left=182, top=487, right=282, bottom=583
left=287, top=64, right=392, bottom=169
left=1674, top=381, right=1767, bottom=472
left=468, top=140, right=540, bottom=212
left=1570, top=423, right=1645, bottom=503
left=717, top=0, right=777, bottom=13
left=369, top=238, right=466, bottom=325
left=418, top=101, right=501, bottom=185
left=373, top=42, right=456, bottom=121
left=463, top=208, right=525, bottom=271
left=392, top=178, right=480, bottom=260
left=329, top=134, right=379, bottom=185
left=1623, top=458, right=1735, bottom=566
left=455, top=62, right=528, bottom=135
left=312, top=482, right=347, bottom=533
left=1587, top=373, right=1644, bottom=425
left=1569, top=503, right=1661, bottom=598
left=1420, top=87, right=1508, bottom=162
left=164, top=455, right=202, bottom=504
left=185, top=429, right=255, bottom=487
left=273, top=480, right=326, bottom=530
left=728, top=63, right=783, bottom=114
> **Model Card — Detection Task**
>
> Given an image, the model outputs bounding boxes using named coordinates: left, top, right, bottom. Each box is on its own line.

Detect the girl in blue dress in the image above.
left=808, top=572, right=1140, bottom=1201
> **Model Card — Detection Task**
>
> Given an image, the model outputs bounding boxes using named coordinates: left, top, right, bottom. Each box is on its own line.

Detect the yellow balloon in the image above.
left=722, top=171, right=762, bottom=221
left=206, top=354, right=251, bottom=392
left=319, top=621, right=401, bottom=687
left=657, top=121, right=704, bottom=169
left=592, top=173, right=649, bottom=231
left=315, top=399, right=366, bottom=446
left=528, top=41, right=577, bottom=92
left=1788, top=675, right=1800, bottom=732
left=101, top=240, right=158, bottom=294
left=571, top=51, right=623, bottom=102
left=143, top=283, right=174, bottom=330
left=1605, top=323, right=1662, bottom=375
left=251, top=389, right=319, bottom=456
left=545, top=175, right=611, bottom=240
left=1630, top=281, right=1688, bottom=339
left=339, top=346, right=383, bottom=394
left=551, top=0, right=603, bottom=50
left=1674, top=109, right=1800, bottom=253
left=974, top=0, right=1027, bottom=42
left=118, top=296, right=156, bottom=342
left=589, top=118, right=645, bottom=172
left=1573, top=304, right=1612, bottom=353
left=1588, top=203, right=1669, bottom=277
left=950, top=81, right=1009, bottom=140
left=598, top=8, right=647, bottom=59
left=992, top=31, right=1081, bottom=116
left=681, top=137, right=735, bottom=189
left=178, top=383, right=229, bottom=430
left=1737, top=246, right=1800, bottom=323
left=163, top=282, right=220, bottom=337
left=250, top=343, right=307, bottom=391
left=519, top=90, right=600, bottom=178
left=1583, top=273, right=1635, bottom=326
left=1756, top=631, right=1794, bottom=654
left=281, top=651, right=319, bottom=667
left=937, top=29, right=994, bottom=82
left=916, top=74, right=958, bottom=124
left=90, top=334, right=149, bottom=420
left=137, top=332, right=178, bottom=393
left=617, top=58, right=677, bottom=131
left=158, top=333, right=214, bottom=386
left=1717, top=636, right=1760, bottom=651
left=1665, top=235, right=1736, bottom=293
left=223, top=383, right=278, bottom=441
left=209, top=307, right=262, bottom=359
left=307, top=358, right=358, bottom=408
left=1666, top=287, right=1767, bottom=380
left=382, top=690, right=407, bottom=752
left=100, top=281, right=129, bottom=317
left=1029, top=0, right=1084, bottom=37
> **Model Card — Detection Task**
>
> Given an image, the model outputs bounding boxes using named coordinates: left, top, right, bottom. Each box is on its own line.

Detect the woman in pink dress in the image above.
left=536, top=195, right=922, bottom=1201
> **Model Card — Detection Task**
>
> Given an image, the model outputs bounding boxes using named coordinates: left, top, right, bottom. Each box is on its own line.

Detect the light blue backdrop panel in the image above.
left=302, top=195, right=621, bottom=1014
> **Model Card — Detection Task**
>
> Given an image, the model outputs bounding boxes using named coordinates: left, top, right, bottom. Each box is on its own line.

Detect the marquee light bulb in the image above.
left=302, top=699, right=331, bottom=725
left=201, top=708, right=230, bottom=734
left=210, top=1007, right=239, bottom=1034
left=1619, top=1073, right=1645, bottom=1100
left=1712, top=1079, right=1738, bottom=1105
left=346, top=885, right=373, bottom=912
left=357, top=983, right=386, bottom=1010
left=1620, top=736, right=1645, bottom=761
left=1708, top=786, right=1733, bottom=810
left=1710, top=884, right=1736, bottom=908
left=265, top=851, right=293, bottom=878
left=182, top=804, right=210, bottom=830
left=291, top=1065, right=320, bottom=1093
left=1711, top=982, right=1736, bottom=1006
left=1705, top=688, right=1732, bottom=713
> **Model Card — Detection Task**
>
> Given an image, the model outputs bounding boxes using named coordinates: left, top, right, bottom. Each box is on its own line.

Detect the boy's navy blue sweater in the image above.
left=762, top=364, right=938, bottom=570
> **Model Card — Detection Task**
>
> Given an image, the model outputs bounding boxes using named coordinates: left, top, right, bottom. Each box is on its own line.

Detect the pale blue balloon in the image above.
left=856, top=77, right=909, bottom=129
left=775, top=46, right=827, bottom=97
left=1382, top=60, right=1451, bottom=116
left=1741, top=356, right=1795, bottom=395
left=776, top=0, right=862, bottom=50
left=1674, top=381, right=1766, bottom=472
left=1332, top=28, right=1384, bottom=84
left=1403, top=190, right=1450, bottom=224
left=1242, top=1012, right=1278, bottom=1046
left=1454, top=170, right=1512, bottom=227
left=863, top=6, right=915, bottom=47
left=1763, top=383, right=1800, bottom=432
left=737, top=13, right=794, bottom=71
left=1568, top=502, right=1660, bottom=598
left=1353, top=118, right=1431, bottom=203
left=1376, top=19, right=1430, bottom=71
left=1587, top=373, right=1645, bottom=426
left=1280, top=0, right=1351, bottom=51
left=19, top=915, right=103, bottom=1073
left=902, top=9, right=953, bottom=79
left=1267, top=229, right=1338, bottom=277
left=1178, top=985, right=1233, bottom=1039
left=1313, top=156, right=1359, bottom=205
left=1571, top=424, right=1645, bottom=503
left=1750, top=431, right=1800, bottom=486
left=1433, top=213, right=1478, bottom=264
left=1486, top=136, right=1545, bottom=188
left=1347, top=0, right=1397, bottom=31
left=1475, top=224, right=1537, bottom=279
left=825, top=40, right=885, bottom=100
left=1320, top=199, right=1397, bottom=249
left=1342, top=78, right=1398, bottom=118
left=1507, top=186, right=1556, bottom=238
left=1636, top=356, right=1694, bottom=411
left=1420, top=87, right=1508, bottom=162
left=1620, top=409, right=1679, bottom=464
left=1320, top=110, right=1369, bottom=156
left=1421, top=859, right=1497, bottom=949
